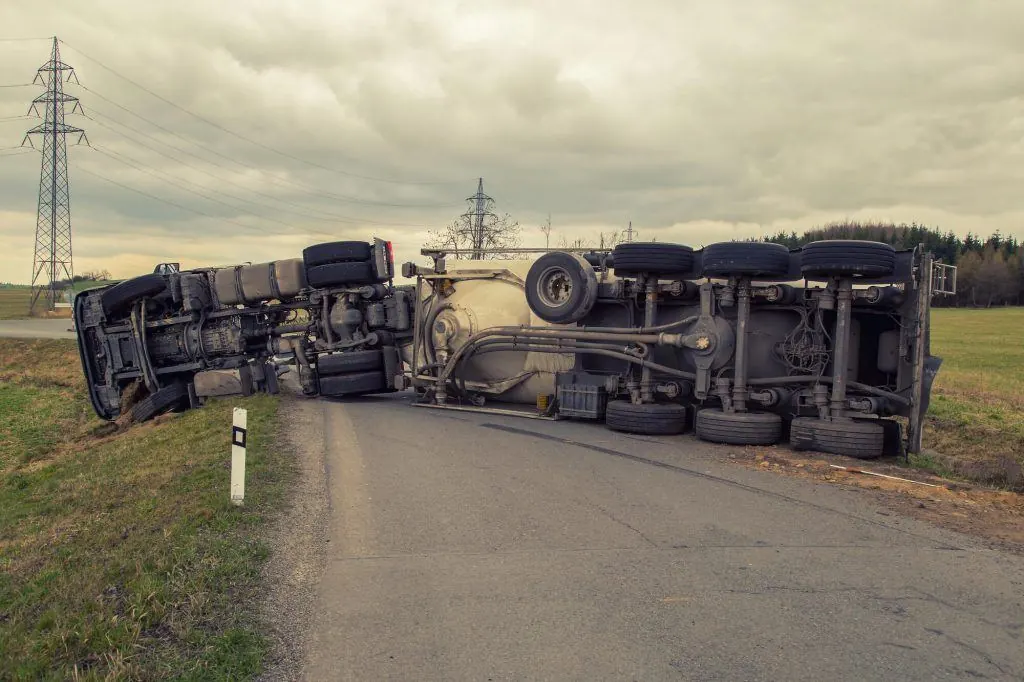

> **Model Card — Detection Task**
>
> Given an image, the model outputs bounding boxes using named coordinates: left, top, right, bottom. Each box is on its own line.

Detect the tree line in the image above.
left=762, top=221, right=1024, bottom=308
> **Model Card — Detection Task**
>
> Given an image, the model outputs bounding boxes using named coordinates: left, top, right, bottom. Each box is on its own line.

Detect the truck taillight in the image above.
left=385, top=241, right=394, bottom=266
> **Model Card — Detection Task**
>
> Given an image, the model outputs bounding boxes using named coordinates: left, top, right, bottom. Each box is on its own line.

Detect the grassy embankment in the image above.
left=921, top=308, right=1023, bottom=480
left=0, top=339, right=285, bottom=680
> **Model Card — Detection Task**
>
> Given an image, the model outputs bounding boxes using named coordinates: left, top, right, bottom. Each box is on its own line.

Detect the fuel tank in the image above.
left=405, top=259, right=574, bottom=403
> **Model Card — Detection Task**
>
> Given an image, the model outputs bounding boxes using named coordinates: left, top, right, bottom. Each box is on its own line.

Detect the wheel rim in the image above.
left=536, top=265, right=574, bottom=309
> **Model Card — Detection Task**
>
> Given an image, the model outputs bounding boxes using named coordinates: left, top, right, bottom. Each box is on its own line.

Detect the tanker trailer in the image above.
left=404, top=239, right=949, bottom=460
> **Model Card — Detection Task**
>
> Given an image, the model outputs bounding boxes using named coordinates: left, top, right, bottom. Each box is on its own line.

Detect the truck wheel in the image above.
left=525, top=252, right=598, bottom=324
left=317, top=349, right=383, bottom=376
left=701, top=242, right=791, bottom=278
left=694, top=408, right=782, bottom=445
left=800, top=240, right=896, bottom=278
left=319, top=371, right=387, bottom=396
left=306, top=261, right=376, bottom=288
left=303, top=241, right=372, bottom=268
left=612, top=242, right=694, bottom=276
left=605, top=401, right=688, bottom=435
left=789, top=417, right=885, bottom=459
left=129, top=382, right=190, bottom=423
left=101, top=274, right=168, bottom=316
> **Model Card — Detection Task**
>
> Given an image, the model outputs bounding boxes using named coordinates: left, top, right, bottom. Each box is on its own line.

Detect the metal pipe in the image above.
left=640, top=275, right=659, bottom=401
left=411, top=275, right=423, bottom=379
left=745, top=375, right=910, bottom=406
left=732, top=278, right=750, bottom=411
left=322, top=293, right=334, bottom=346
left=830, top=279, right=854, bottom=415
left=461, top=345, right=697, bottom=381
left=434, top=321, right=697, bottom=402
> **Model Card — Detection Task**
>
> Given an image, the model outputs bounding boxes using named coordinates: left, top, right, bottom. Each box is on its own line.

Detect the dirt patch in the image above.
left=723, top=445, right=1024, bottom=553
left=256, top=386, right=330, bottom=682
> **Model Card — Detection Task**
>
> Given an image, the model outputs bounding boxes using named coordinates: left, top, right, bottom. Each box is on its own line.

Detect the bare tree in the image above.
left=425, top=178, right=522, bottom=259
left=540, top=214, right=552, bottom=249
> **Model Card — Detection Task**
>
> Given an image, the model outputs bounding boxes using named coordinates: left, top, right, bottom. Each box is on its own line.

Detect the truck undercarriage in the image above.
left=73, top=236, right=950, bottom=459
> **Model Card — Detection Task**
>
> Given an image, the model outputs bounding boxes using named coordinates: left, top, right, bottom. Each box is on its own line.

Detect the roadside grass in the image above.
left=0, top=339, right=287, bottom=680
left=922, top=308, right=1024, bottom=477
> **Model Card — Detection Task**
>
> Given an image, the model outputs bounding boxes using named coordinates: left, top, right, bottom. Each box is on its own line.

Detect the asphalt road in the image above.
left=302, top=394, right=1024, bottom=681
left=0, top=319, right=77, bottom=339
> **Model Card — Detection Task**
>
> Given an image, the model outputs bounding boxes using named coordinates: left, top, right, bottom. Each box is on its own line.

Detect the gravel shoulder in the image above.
left=257, top=388, right=331, bottom=682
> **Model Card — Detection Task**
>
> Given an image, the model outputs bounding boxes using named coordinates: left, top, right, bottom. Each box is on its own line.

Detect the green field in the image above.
left=0, top=283, right=117, bottom=320
left=0, top=340, right=286, bottom=680
left=925, top=308, right=1024, bottom=471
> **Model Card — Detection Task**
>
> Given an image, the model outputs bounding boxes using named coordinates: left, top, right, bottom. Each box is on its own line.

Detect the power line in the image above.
left=87, top=143, right=408, bottom=235
left=75, top=163, right=316, bottom=239
left=60, top=39, right=468, bottom=187
left=0, top=83, right=38, bottom=88
left=82, top=116, right=435, bottom=227
left=0, top=38, right=53, bottom=43
left=86, top=144, right=333, bottom=236
left=74, top=84, right=459, bottom=209
left=84, top=119, right=430, bottom=226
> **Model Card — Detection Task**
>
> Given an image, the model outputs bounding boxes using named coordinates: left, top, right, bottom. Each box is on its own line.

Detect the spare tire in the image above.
left=701, top=242, right=791, bottom=278
left=306, top=261, right=376, bottom=288
left=800, top=240, right=896, bottom=278
left=525, top=252, right=598, bottom=324
left=612, top=242, right=694, bottom=276
left=101, top=274, right=168, bottom=316
left=303, top=241, right=373, bottom=268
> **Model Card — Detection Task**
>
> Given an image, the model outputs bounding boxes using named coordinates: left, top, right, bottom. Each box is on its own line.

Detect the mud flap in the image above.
left=919, top=355, right=943, bottom=417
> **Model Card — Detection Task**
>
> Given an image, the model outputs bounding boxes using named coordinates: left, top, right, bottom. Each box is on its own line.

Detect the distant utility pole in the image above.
left=23, top=37, right=87, bottom=314
left=625, top=220, right=635, bottom=242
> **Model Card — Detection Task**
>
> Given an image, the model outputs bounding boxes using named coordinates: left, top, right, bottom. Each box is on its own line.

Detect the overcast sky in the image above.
left=1, top=0, right=1022, bottom=282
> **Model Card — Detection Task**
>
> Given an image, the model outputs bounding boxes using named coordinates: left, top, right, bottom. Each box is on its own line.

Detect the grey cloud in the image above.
left=1, top=0, right=1023, bottom=282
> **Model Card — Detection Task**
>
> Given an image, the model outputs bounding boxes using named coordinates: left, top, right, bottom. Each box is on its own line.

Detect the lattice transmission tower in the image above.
left=23, top=37, right=87, bottom=313
left=463, top=177, right=499, bottom=259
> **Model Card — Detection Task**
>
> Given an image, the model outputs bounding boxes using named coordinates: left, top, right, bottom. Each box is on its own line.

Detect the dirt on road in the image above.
left=721, top=444, right=1024, bottom=554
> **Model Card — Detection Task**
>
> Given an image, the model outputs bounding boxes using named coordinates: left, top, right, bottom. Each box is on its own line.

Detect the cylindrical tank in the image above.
left=406, top=259, right=574, bottom=403
left=214, top=258, right=307, bottom=306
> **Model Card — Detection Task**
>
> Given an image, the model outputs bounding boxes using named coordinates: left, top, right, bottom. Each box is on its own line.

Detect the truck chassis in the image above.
left=73, top=236, right=950, bottom=460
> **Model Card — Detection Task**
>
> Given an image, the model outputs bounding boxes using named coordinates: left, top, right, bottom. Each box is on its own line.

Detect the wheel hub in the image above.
left=537, top=266, right=574, bottom=308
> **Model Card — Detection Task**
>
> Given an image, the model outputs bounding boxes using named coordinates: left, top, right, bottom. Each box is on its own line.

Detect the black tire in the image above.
left=129, top=382, right=189, bottom=423
left=695, top=408, right=782, bottom=445
left=306, top=261, right=376, bottom=288
left=612, top=242, right=694, bottom=276
left=605, top=400, right=688, bottom=435
left=800, top=240, right=896, bottom=278
left=525, top=252, right=599, bottom=324
left=789, top=417, right=885, bottom=459
left=303, top=241, right=372, bottom=268
left=317, top=349, right=383, bottom=376
left=319, top=371, right=387, bottom=396
left=701, top=242, right=791, bottom=278
left=101, top=274, right=168, bottom=316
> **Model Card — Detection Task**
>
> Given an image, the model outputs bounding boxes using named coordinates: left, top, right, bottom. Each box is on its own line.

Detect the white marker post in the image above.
left=231, top=407, right=247, bottom=506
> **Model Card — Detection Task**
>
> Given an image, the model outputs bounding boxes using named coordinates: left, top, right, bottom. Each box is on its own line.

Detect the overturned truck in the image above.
left=74, top=237, right=951, bottom=459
